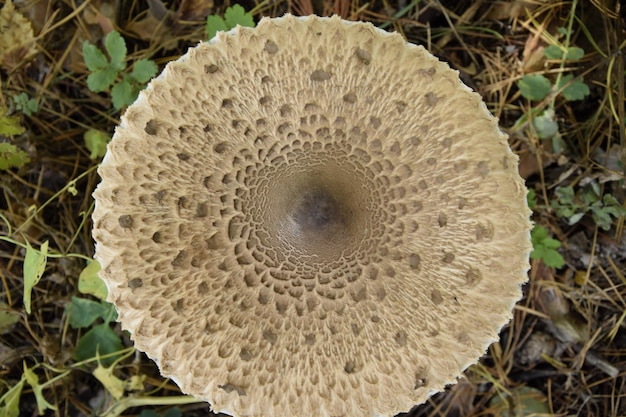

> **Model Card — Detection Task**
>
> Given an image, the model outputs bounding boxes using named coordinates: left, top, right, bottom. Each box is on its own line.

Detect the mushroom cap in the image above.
left=92, top=14, right=532, bottom=417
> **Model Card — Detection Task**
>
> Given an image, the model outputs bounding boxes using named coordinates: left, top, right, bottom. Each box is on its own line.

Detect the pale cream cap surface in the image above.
left=92, top=14, right=532, bottom=417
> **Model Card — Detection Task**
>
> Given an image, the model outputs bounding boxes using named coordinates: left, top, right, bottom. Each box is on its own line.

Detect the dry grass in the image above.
left=1, top=1, right=624, bottom=416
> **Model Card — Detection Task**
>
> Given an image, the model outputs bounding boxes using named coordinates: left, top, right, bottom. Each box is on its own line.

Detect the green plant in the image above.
left=518, top=71, right=590, bottom=108
left=19, top=237, right=123, bottom=365
left=83, top=31, right=158, bottom=110
left=206, top=4, right=255, bottom=40
left=552, top=184, right=626, bottom=231
left=12, top=92, right=38, bottom=116
left=66, top=260, right=124, bottom=366
left=530, top=225, right=565, bottom=268
left=0, top=362, right=70, bottom=417
left=515, top=0, right=590, bottom=146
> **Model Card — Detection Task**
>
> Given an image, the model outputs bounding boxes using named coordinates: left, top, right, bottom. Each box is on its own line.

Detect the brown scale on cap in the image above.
left=92, top=14, right=532, bottom=417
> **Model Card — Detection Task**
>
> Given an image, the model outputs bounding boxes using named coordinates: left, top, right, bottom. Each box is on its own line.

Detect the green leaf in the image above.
left=518, top=74, right=552, bottom=101
left=561, top=78, right=590, bottom=101
left=552, top=204, right=575, bottom=219
left=555, top=186, right=576, bottom=205
left=532, top=109, right=559, bottom=139
left=24, top=365, right=57, bottom=415
left=0, top=143, right=30, bottom=170
left=603, top=194, right=620, bottom=207
left=139, top=410, right=160, bottom=417
left=557, top=27, right=569, bottom=36
left=555, top=73, right=571, bottom=90
left=542, top=249, right=566, bottom=268
left=111, top=79, right=134, bottom=110
left=104, top=31, right=127, bottom=71
left=564, top=46, right=584, bottom=61
left=541, top=237, right=562, bottom=250
left=23, top=240, right=49, bottom=314
left=224, top=4, right=255, bottom=29
left=591, top=206, right=613, bottom=230
left=581, top=188, right=600, bottom=206
left=526, top=189, right=537, bottom=210
left=530, top=226, right=565, bottom=268
left=544, top=45, right=563, bottom=59
left=0, top=113, right=26, bottom=136
left=74, top=323, right=124, bottom=366
left=78, top=260, right=107, bottom=300
left=0, top=302, right=20, bottom=333
left=206, top=15, right=228, bottom=40
left=163, top=408, right=183, bottom=417
left=24, top=99, right=38, bottom=116
left=130, top=59, right=158, bottom=84
left=0, top=378, right=24, bottom=417
left=13, top=93, right=38, bottom=116
left=530, top=225, right=547, bottom=242
left=84, top=129, right=109, bottom=159
left=67, top=296, right=117, bottom=329
left=86, top=67, right=118, bottom=92
left=567, top=212, right=585, bottom=225
left=82, top=41, right=109, bottom=71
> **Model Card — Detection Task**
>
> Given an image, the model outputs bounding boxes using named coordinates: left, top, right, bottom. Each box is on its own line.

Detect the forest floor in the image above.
left=1, top=0, right=625, bottom=416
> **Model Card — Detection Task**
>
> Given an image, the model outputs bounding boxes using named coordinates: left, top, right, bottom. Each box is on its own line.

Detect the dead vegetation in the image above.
left=1, top=1, right=625, bottom=416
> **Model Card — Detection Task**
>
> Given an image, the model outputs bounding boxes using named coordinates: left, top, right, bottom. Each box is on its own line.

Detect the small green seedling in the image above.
left=206, top=4, right=255, bottom=40
left=83, top=31, right=158, bottom=110
left=517, top=69, right=590, bottom=142
left=552, top=185, right=626, bottom=231
left=530, top=225, right=565, bottom=268
left=515, top=16, right=591, bottom=146
left=12, top=92, right=38, bottom=116
left=518, top=72, right=590, bottom=104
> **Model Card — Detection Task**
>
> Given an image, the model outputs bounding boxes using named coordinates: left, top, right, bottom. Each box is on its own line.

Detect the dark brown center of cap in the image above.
left=292, top=189, right=346, bottom=232
left=263, top=159, right=371, bottom=262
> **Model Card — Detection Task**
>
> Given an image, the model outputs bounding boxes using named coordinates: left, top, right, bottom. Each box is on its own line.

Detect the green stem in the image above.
left=102, top=395, right=205, bottom=417
left=550, top=0, right=578, bottom=109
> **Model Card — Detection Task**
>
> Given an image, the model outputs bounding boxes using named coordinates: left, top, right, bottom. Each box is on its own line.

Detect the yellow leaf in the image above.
left=78, top=260, right=108, bottom=300
left=125, top=374, right=146, bottom=392
left=0, top=0, right=37, bottom=71
left=23, top=240, right=49, bottom=314
left=93, top=363, right=125, bottom=400
left=23, top=363, right=57, bottom=414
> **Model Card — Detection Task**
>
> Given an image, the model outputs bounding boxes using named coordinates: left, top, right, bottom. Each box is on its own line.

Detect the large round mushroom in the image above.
left=92, top=14, right=532, bottom=417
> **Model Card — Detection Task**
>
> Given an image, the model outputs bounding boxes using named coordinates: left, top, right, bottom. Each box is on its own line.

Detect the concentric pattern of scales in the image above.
left=92, top=15, right=532, bottom=417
